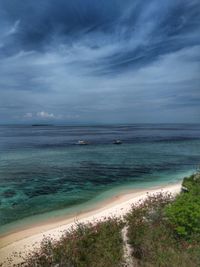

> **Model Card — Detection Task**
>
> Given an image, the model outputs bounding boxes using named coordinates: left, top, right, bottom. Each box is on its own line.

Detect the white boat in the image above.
left=77, top=140, right=89, bottom=145
left=113, top=140, right=122, bottom=144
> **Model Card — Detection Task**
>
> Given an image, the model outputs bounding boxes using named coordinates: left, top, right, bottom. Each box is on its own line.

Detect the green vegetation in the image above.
left=166, top=173, right=200, bottom=239
left=166, top=195, right=200, bottom=239
left=182, top=172, right=200, bottom=194
left=17, top=173, right=200, bottom=267
left=126, top=173, right=200, bottom=266
left=18, top=218, right=124, bottom=267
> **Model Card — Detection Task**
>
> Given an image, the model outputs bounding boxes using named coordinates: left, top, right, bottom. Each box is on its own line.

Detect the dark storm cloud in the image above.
left=0, top=0, right=122, bottom=53
left=0, top=0, right=200, bottom=123
left=1, top=1, right=200, bottom=62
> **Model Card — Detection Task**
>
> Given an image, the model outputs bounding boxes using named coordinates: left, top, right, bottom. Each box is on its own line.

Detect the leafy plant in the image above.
left=18, top=218, right=124, bottom=267
left=125, top=174, right=200, bottom=266
left=166, top=194, right=200, bottom=239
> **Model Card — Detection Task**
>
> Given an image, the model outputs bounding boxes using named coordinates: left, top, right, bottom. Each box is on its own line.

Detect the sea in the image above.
left=0, top=124, right=200, bottom=235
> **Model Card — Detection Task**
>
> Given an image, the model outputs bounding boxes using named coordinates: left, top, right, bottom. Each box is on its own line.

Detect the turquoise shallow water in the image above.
left=0, top=124, right=200, bottom=235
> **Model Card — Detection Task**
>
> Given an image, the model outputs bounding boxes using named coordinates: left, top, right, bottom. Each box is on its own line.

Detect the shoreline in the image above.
left=0, top=182, right=182, bottom=266
left=0, top=174, right=187, bottom=238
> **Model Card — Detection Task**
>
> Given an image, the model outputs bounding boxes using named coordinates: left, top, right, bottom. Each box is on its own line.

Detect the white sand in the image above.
left=0, top=183, right=181, bottom=266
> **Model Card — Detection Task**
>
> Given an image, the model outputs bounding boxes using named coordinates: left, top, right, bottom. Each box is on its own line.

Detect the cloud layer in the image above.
left=0, top=0, right=200, bottom=123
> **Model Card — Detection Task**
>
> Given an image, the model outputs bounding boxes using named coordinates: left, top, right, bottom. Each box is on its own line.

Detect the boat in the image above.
left=77, top=140, right=89, bottom=145
left=113, top=140, right=122, bottom=144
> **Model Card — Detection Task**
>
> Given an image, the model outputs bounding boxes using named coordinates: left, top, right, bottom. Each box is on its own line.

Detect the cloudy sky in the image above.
left=0, top=0, right=200, bottom=124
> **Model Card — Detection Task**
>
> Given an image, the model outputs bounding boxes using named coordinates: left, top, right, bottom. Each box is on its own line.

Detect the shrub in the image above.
left=19, top=218, right=124, bottom=267
left=166, top=173, right=200, bottom=240
left=125, top=184, right=200, bottom=267
left=182, top=173, right=200, bottom=195
left=165, top=193, right=200, bottom=239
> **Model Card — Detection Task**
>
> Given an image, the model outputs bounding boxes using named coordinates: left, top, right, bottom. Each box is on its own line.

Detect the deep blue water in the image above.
left=0, top=124, right=200, bottom=231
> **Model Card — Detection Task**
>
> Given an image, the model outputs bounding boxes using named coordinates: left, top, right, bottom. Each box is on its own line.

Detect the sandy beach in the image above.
left=0, top=182, right=182, bottom=266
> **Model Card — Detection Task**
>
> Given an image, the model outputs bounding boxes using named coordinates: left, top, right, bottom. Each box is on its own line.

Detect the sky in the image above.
left=0, top=0, right=200, bottom=124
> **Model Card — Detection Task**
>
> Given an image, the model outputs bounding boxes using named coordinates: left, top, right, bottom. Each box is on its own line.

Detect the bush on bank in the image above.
left=18, top=218, right=124, bottom=267
left=126, top=173, right=200, bottom=267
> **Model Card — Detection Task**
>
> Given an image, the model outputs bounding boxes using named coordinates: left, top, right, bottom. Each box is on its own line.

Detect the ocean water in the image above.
left=0, top=124, right=200, bottom=234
